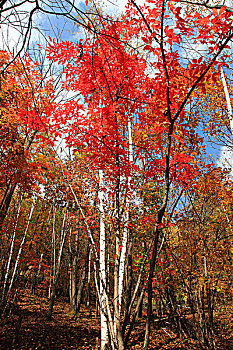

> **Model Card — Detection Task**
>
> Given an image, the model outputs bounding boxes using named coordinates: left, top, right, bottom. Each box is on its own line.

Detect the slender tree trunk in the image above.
left=49, top=204, right=56, bottom=299
left=86, top=247, right=92, bottom=310
left=99, top=169, right=108, bottom=350
left=1, top=195, right=23, bottom=306
left=69, top=255, right=77, bottom=312
left=32, top=252, right=43, bottom=294
left=106, top=239, right=110, bottom=295
left=76, top=268, right=86, bottom=314
left=69, top=229, right=79, bottom=313
left=4, top=199, right=35, bottom=311
left=118, top=118, right=134, bottom=336
left=114, top=171, right=124, bottom=350
left=0, top=220, right=12, bottom=283
left=47, top=209, right=68, bottom=319
left=93, top=255, right=117, bottom=350
left=76, top=241, right=90, bottom=314
left=118, top=211, right=128, bottom=317
left=143, top=122, right=174, bottom=349
left=143, top=226, right=160, bottom=349
left=122, top=240, right=152, bottom=342
left=68, top=181, right=117, bottom=349
left=70, top=258, right=77, bottom=311
left=0, top=184, right=17, bottom=232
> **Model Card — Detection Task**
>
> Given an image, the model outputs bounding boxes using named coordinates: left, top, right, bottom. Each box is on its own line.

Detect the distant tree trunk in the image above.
left=69, top=229, right=79, bottom=313
left=0, top=183, right=17, bottom=232
left=76, top=241, right=90, bottom=314
left=0, top=219, right=12, bottom=283
left=47, top=209, right=68, bottom=320
left=143, top=226, right=160, bottom=350
left=1, top=195, right=23, bottom=307
left=122, top=237, right=133, bottom=338
left=48, top=204, right=56, bottom=299
left=138, top=292, right=144, bottom=318
left=6, top=199, right=35, bottom=297
left=32, top=253, right=43, bottom=294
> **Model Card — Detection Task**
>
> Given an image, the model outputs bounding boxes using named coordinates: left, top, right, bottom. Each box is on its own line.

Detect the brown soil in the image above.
left=0, top=291, right=232, bottom=349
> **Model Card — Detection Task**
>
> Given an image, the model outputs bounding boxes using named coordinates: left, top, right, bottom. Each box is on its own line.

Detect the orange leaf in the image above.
left=219, top=6, right=226, bottom=15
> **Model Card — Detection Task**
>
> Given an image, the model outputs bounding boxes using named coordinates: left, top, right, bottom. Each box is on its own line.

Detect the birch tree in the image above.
left=98, top=169, right=108, bottom=349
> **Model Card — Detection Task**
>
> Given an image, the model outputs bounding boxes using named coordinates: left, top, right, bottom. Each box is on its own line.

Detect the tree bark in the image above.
left=76, top=241, right=90, bottom=314
left=1, top=195, right=23, bottom=306
left=99, top=169, right=108, bottom=350
left=47, top=209, right=68, bottom=320
left=143, top=121, right=174, bottom=349
left=220, top=67, right=233, bottom=133
left=69, top=230, right=79, bottom=313
left=0, top=184, right=17, bottom=232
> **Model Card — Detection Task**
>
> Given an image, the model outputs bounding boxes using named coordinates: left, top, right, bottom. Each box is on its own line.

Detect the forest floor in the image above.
left=0, top=289, right=233, bottom=350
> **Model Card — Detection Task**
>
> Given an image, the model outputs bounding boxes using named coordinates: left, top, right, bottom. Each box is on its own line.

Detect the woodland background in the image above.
left=1, top=0, right=233, bottom=349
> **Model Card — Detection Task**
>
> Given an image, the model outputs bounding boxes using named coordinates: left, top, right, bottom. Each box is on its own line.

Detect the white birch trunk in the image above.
left=36, top=253, right=43, bottom=279
left=47, top=208, right=68, bottom=319
left=88, top=248, right=91, bottom=286
left=118, top=119, right=134, bottom=316
left=5, top=199, right=35, bottom=305
left=87, top=247, right=92, bottom=307
left=68, top=182, right=117, bottom=348
left=1, top=196, right=23, bottom=305
left=98, top=169, right=108, bottom=350
left=220, top=67, right=233, bottom=133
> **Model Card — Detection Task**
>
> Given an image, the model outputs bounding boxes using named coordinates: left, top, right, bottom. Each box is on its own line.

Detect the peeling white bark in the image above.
left=5, top=199, right=35, bottom=304
left=220, top=67, right=233, bottom=133
left=98, top=169, right=108, bottom=350
left=118, top=119, right=134, bottom=317
left=68, top=179, right=117, bottom=348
